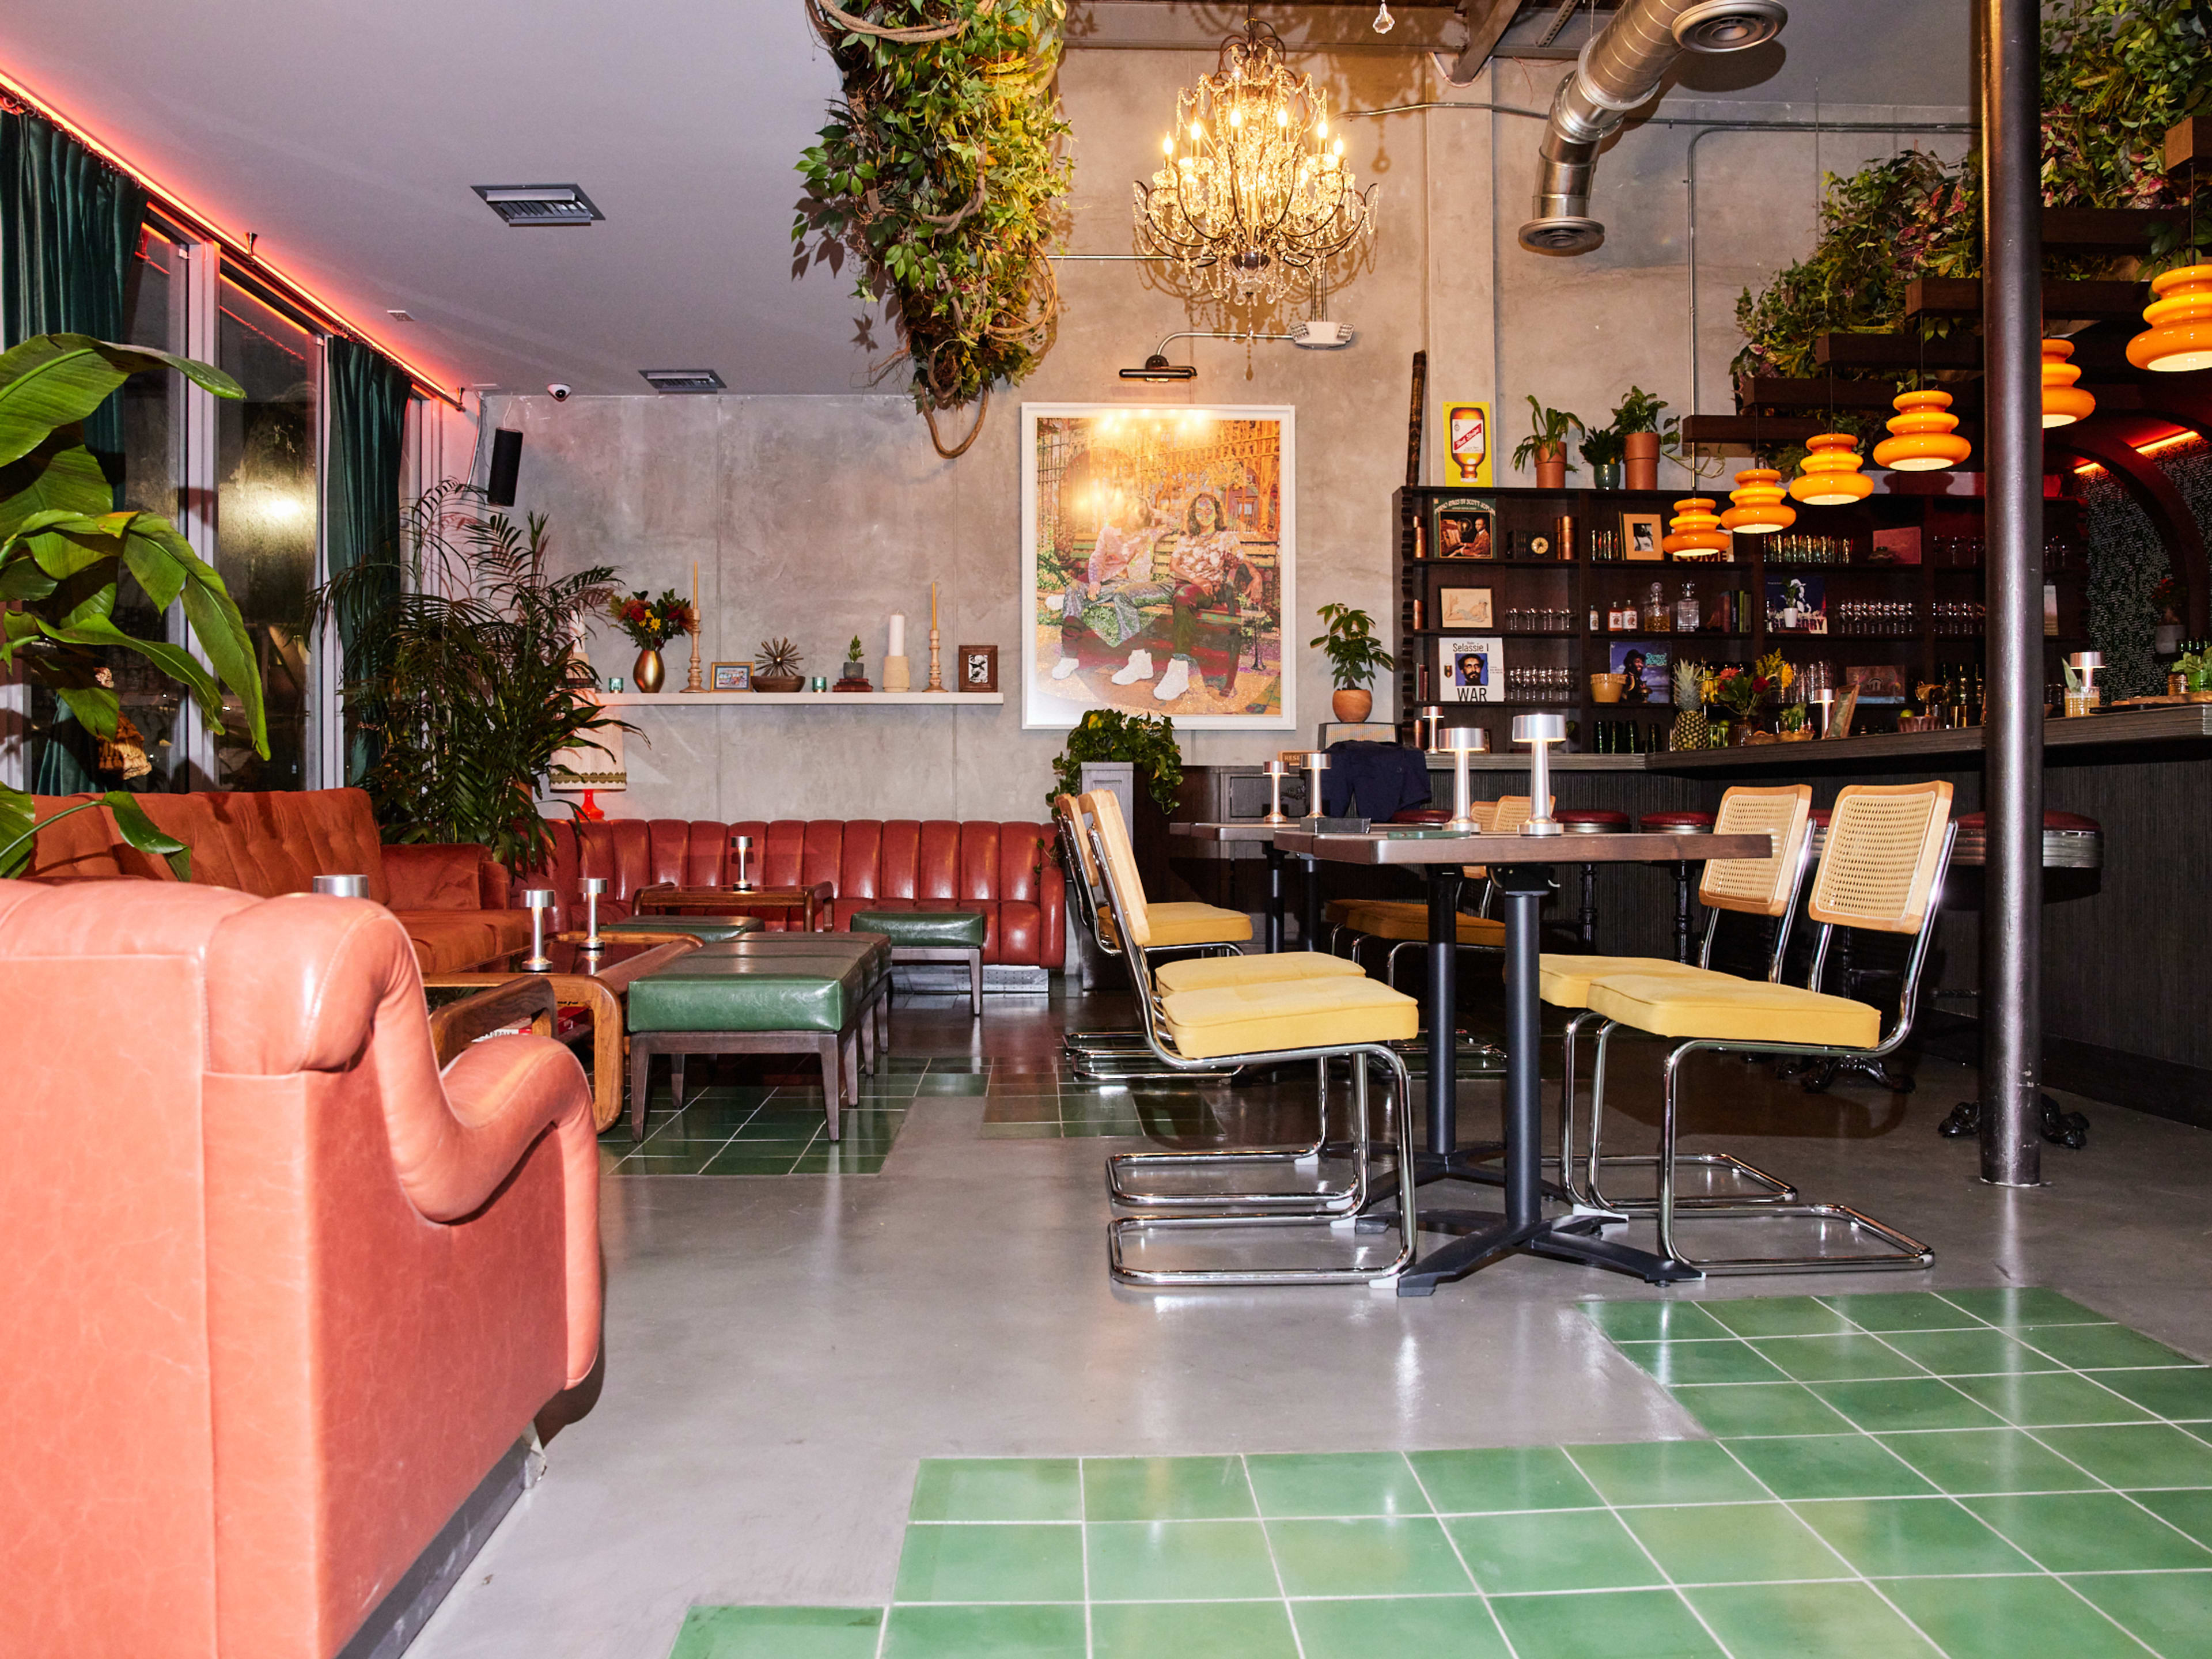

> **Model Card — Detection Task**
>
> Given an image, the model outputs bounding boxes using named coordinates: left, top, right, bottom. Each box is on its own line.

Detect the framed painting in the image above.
left=709, top=661, right=752, bottom=691
left=1022, top=404, right=1294, bottom=729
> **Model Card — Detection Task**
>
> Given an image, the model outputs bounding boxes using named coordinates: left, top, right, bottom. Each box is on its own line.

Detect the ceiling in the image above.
left=0, top=1, right=1968, bottom=399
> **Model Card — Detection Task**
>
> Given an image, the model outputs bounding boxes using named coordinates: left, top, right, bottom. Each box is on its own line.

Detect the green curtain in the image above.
left=326, top=337, right=411, bottom=782
left=3, top=108, right=147, bottom=796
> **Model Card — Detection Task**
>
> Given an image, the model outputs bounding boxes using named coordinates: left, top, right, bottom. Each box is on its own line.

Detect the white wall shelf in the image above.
left=599, top=690, right=1002, bottom=707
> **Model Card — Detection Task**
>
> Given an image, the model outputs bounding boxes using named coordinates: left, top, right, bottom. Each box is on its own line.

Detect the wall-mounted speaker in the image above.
left=487, top=428, right=524, bottom=506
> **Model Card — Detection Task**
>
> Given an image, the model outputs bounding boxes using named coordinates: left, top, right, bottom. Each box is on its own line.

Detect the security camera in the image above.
left=548, top=382, right=572, bottom=401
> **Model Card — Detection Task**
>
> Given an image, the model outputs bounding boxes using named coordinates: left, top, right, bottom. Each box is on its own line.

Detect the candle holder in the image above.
left=732, top=834, right=755, bottom=891
left=522, top=889, right=556, bottom=971
left=1298, top=751, right=1331, bottom=821
left=581, top=876, right=608, bottom=950
left=1260, top=759, right=1293, bottom=824
left=926, top=629, right=946, bottom=692
left=681, top=632, right=705, bottom=692
left=883, top=654, right=912, bottom=691
left=1430, top=726, right=1490, bottom=831
left=1512, top=713, right=1567, bottom=835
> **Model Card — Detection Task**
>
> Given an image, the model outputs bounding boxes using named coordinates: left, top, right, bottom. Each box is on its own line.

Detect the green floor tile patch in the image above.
left=599, top=1059, right=972, bottom=1173
left=676, top=1292, right=2212, bottom=1659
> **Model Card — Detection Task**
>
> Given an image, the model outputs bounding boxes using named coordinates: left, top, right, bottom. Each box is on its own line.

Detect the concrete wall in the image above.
left=495, top=48, right=1968, bottom=824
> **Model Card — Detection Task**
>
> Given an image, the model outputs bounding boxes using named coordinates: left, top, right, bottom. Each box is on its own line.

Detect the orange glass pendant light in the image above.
left=1661, top=497, right=1729, bottom=557
left=1718, top=467, right=1796, bottom=534
left=1789, top=432, right=1874, bottom=505
left=2127, top=263, right=2212, bottom=373
left=2040, top=339, right=2096, bottom=427
left=1872, top=388, right=1972, bottom=472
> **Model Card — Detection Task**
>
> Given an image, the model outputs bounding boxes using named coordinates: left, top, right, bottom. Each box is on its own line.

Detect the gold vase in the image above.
left=634, top=647, right=665, bottom=694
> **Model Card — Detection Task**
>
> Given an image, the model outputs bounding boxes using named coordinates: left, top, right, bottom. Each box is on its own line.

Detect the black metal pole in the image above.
left=1425, top=866, right=1463, bottom=1157
left=1979, top=0, right=2044, bottom=1186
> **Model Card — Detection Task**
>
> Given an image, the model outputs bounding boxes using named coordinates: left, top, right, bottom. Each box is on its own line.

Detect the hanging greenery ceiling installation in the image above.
left=1734, top=0, right=2212, bottom=384
left=794, top=0, right=1073, bottom=459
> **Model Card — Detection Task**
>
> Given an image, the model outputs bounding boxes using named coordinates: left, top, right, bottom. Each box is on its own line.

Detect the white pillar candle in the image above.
left=889, top=613, right=906, bottom=658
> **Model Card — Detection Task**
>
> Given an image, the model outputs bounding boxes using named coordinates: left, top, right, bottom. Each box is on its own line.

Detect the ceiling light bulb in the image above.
left=1333, top=138, right=1344, bottom=157
left=1163, top=135, right=1175, bottom=157
left=1373, top=0, right=1396, bottom=32
left=1230, top=107, right=1243, bottom=128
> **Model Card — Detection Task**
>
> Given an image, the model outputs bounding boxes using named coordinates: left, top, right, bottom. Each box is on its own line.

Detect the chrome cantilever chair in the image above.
left=1052, top=793, right=1251, bottom=1080
left=1544, top=785, right=1818, bottom=1214
left=1582, top=781, right=1957, bottom=1275
left=1330, top=797, right=1549, bottom=989
left=1078, top=791, right=1424, bottom=1287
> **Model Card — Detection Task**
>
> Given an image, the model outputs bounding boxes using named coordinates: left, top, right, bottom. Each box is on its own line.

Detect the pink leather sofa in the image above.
left=0, top=879, right=599, bottom=1659
left=22, top=787, right=534, bottom=973
left=532, top=816, right=1067, bottom=967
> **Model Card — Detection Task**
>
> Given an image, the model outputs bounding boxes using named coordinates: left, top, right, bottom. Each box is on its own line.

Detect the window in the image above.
left=214, top=275, right=319, bottom=790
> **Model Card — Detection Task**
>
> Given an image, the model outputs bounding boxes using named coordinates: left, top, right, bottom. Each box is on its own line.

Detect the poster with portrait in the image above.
left=1608, top=642, right=1671, bottom=705
left=1022, top=404, right=1293, bottom=730
left=1440, top=636, right=1502, bottom=703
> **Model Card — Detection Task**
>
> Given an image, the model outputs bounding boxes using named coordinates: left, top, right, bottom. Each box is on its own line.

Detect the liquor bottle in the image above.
left=1675, top=580, right=1699, bottom=634
left=1588, top=601, right=1601, bottom=632
left=1643, top=582, right=1671, bottom=632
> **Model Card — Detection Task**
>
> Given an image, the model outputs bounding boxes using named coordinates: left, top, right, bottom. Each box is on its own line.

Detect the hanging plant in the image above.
left=1734, top=0, right=2212, bottom=385
left=794, top=0, right=1073, bottom=459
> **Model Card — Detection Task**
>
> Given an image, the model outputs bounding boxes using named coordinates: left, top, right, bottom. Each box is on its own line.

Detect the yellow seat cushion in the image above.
left=1586, top=972, right=1881, bottom=1048
left=1160, top=976, right=1420, bottom=1060
left=1155, top=950, right=1365, bottom=994
left=1143, top=901, right=1255, bottom=947
left=1340, top=900, right=1505, bottom=948
left=1540, top=953, right=1720, bottom=1008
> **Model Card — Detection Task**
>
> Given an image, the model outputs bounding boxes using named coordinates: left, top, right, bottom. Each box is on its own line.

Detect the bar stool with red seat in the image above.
left=1559, top=809, right=1631, bottom=949
left=1641, top=810, right=1717, bottom=963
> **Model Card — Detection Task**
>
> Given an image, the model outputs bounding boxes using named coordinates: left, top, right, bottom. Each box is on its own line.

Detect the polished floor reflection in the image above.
left=409, top=987, right=2212, bottom=1659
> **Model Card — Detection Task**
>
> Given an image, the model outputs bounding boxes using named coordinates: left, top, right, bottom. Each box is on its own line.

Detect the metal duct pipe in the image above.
left=1518, top=0, right=1787, bottom=254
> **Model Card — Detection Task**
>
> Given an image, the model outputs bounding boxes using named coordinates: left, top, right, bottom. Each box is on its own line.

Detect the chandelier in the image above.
left=1132, top=21, right=1378, bottom=307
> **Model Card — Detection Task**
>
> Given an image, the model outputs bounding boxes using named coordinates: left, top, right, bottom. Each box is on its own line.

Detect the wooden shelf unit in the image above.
left=1393, top=485, right=2089, bottom=749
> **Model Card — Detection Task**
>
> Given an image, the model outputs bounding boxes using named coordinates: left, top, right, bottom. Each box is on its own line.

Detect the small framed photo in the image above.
left=1621, top=512, right=1664, bottom=560
left=958, top=644, right=999, bottom=692
left=1438, top=587, right=1494, bottom=628
left=1430, top=497, right=1495, bottom=560
left=710, top=661, right=753, bottom=691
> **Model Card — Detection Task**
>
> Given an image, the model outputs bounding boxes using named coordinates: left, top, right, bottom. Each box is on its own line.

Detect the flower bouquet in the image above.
left=608, top=589, right=697, bottom=693
left=1702, top=650, right=1794, bottom=743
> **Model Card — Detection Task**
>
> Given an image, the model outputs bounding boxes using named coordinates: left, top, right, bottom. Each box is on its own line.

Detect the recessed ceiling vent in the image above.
left=472, top=184, right=603, bottom=227
left=639, top=369, right=726, bottom=394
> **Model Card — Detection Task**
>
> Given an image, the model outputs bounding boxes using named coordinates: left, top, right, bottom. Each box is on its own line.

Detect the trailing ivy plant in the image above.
left=1734, top=0, right=2212, bottom=384
left=1048, top=709, right=1183, bottom=813
left=794, top=0, right=1073, bottom=459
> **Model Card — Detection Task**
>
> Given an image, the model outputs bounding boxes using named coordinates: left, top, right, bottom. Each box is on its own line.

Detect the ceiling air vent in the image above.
left=639, top=369, right=726, bottom=394
left=472, top=184, right=603, bottom=227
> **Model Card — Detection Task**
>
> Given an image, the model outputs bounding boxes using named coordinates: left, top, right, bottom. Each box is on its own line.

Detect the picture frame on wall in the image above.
left=710, top=661, right=752, bottom=691
left=958, top=645, right=999, bottom=692
left=1620, top=512, right=1664, bottom=560
left=1438, top=587, right=1493, bottom=628
left=1430, top=498, right=1495, bottom=560
left=1439, top=635, right=1502, bottom=703
left=1021, top=402, right=1294, bottom=730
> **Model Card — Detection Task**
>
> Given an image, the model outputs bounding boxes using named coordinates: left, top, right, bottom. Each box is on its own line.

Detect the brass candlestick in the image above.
left=682, top=634, right=704, bottom=692
left=926, top=628, right=946, bottom=691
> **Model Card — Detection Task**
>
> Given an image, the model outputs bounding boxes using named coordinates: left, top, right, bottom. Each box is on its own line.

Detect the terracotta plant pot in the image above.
left=1623, top=431, right=1661, bottom=492
left=1332, top=687, right=1374, bottom=722
left=633, top=647, right=665, bottom=694
left=1533, top=446, right=1567, bottom=490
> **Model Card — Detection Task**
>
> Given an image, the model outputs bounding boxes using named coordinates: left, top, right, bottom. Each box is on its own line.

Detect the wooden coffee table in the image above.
left=422, top=934, right=701, bottom=1131
left=634, top=880, right=835, bottom=932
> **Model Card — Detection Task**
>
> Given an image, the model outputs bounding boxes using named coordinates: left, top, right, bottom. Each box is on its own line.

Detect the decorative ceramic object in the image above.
left=633, top=647, right=665, bottom=694
left=1331, top=687, right=1373, bottom=722
left=1623, top=431, right=1661, bottom=491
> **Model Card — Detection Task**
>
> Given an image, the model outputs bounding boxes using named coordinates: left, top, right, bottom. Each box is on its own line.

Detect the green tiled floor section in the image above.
left=597, top=1055, right=939, bottom=1175
left=671, top=1291, right=2212, bottom=1657
left=977, top=1059, right=1224, bottom=1141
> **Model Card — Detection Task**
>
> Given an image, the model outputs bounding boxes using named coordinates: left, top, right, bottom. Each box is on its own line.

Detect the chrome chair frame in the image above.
left=1560, top=824, right=1818, bottom=1216
left=1583, top=820, right=1957, bottom=1276
left=1081, top=809, right=1421, bottom=1287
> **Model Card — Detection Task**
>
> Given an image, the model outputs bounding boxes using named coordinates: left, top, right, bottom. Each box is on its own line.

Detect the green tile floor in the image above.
left=668, top=1289, right=2212, bottom=1657
left=597, top=1055, right=934, bottom=1175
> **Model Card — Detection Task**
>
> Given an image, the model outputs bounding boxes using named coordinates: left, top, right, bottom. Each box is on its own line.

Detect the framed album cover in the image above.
left=1430, top=497, right=1495, bottom=560
left=1439, top=635, right=1501, bottom=703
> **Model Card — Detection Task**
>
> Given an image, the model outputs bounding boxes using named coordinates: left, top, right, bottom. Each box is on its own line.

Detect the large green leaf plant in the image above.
left=0, top=334, right=266, bottom=878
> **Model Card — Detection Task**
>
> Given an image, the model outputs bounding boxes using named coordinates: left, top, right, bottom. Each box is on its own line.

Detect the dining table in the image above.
left=1273, top=823, right=1770, bottom=1294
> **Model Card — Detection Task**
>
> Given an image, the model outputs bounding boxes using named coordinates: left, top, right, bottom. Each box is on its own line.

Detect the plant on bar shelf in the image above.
left=308, top=482, right=629, bottom=869
left=793, top=0, right=1073, bottom=460
left=0, top=334, right=267, bottom=878
left=1048, top=708, right=1183, bottom=813
left=1310, top=603, right=1396, bottom=722
left=1702, top=650, right=1794, bottom=737
left=1513, top=397, right=1584, bottom=486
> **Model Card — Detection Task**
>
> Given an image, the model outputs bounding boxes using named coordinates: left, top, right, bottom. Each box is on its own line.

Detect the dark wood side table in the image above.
left=634, top=881, right=835, bottom=933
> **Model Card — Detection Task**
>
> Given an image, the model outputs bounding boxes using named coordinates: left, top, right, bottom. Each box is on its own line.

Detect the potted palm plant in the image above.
left=1513, top=397, right=1583, bottom=489
left=1311, top=604, right=1396, bottom=722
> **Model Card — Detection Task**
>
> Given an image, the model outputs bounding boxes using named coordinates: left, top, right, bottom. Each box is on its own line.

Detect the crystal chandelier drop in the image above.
left=1132, top=21, right=1378, bottom=308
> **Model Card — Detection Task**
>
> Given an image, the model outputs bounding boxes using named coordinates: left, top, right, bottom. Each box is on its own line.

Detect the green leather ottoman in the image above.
left=849, top=908, right=987, bottom=1017
left=626, top=950, right=887, bottom=1140
left=599, top=915, right=764, bottom=942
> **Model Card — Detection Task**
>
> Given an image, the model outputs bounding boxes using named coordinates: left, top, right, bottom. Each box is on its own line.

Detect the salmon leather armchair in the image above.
left=0, top=878, right=601, bottom=1659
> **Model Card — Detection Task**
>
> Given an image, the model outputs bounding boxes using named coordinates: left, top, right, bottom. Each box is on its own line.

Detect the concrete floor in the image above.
left=407, top=990, right=2212, bottom=1659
